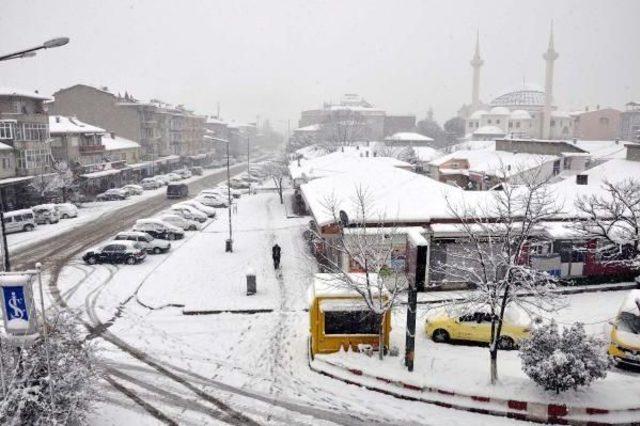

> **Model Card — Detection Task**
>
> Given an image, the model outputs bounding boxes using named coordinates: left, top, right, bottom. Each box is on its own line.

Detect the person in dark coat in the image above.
left=272, top=243, right=281, bottom=269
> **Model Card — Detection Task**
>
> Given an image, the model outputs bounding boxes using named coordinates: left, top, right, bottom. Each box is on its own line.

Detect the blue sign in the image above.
left=3, top=286, right=29, bottom=322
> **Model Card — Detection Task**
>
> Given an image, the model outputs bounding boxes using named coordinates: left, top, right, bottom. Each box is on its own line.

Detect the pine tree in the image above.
left=519, top=320, right=610, bottom=394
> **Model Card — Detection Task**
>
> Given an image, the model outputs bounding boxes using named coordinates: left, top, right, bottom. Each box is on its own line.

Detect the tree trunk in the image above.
left=490, top=350, right=498, bottom=384
left=378, top=311, right=386, bottom=360
left=279, top=187, right=284, bottom=204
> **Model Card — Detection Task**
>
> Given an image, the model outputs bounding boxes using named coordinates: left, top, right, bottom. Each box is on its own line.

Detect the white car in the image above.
left=122, top=184, right=144, bottom=196
left=153, top=175, right=170, bottom=186
left=141, top=178, right=161, bottom=190
left=170, top=205, right=207, bottom=222
left=175, top=169, right=192, bottom=179
left=113, top=231, right=171, bottom=254
left=54, top=203, right=78, bottom=219
left=196, top=194, right=228, bottom=208
left=216, top=186, right=242, bottom=198
left=166, top=173, right=182, bottom=182
left=105, top=188, right=129, bottom=198
left=133, top=218, right=184, bottom=240
left=179, top=200, right=216, bottom=217
left=158, top=213, right=201, bottom=231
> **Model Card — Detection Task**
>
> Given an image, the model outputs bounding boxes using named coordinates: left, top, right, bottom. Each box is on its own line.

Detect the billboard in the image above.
left=0, top=274, right=37, bottom=336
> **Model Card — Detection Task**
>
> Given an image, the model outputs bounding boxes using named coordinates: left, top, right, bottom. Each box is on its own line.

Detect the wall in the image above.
left=573, top=108, right=621, bottom=140
left=496, top=139, right=584, bottom=155
left=620, top=110, right=640, bottom=142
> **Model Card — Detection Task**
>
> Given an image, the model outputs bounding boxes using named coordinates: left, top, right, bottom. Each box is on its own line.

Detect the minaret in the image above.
left=542, top=22, right=558, bottom=139
left=470, top=30, right=483, bottom=112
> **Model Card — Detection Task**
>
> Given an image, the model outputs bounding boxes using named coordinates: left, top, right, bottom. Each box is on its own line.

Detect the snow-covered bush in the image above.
left=0, top=311, right=98, bottom=425
left=519, top=320, right=610, bottom=394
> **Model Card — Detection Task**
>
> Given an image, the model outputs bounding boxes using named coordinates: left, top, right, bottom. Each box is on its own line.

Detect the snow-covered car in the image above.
left=82, top=240, right=147, bottom=265
left=153, top=175, right=170, bottom=186
left=229, top=179, right=250, bottom=189
left=158, top=213, right=201, bottom=231
left=133, top=218, right=184, bottom=240
left=106, top=188, right=129, bottom=198
left=141, top=178, right=161, bottom=190
left=199, top=188, right=225, bottom=197
left=174, top=169, right=192, bottom=179
left=215, top=186, right=241, bottom=198
left=190, top=166, right=203, bottom=176
left=166, top=172, right=182, bottom=182
left=178, top=200, right=216, bottom=218
left=169, top=205, right=207, bottom=222
left=122, top=184, right=144, bottom=196
left=113, top=231, right=171, bottom=254
left=54, top=203, right=78, bottom=219
left=196, top=194, right=229, bottom=208
left=32, top=204, right=60, bottom=224
left=96, top=191, right=125, bottom=201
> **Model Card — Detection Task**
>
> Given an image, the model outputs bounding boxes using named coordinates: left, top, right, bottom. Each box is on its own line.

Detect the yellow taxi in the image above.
left=425, top=308, right=532, bottom=350
left=608, top=290, right=640, bottom=367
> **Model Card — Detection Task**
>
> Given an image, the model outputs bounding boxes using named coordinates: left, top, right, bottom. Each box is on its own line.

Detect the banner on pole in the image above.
left=0, top=274, right=37, bottom=336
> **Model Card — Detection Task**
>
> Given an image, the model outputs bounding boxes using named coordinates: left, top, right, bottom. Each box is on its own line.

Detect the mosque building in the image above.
left=460, top=26, right=574, bottom=141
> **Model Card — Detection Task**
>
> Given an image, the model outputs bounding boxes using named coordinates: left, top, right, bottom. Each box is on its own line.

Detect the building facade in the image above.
left=620, top=101, right=640, bottom=142
left=572, top=108, right=621, bottom=141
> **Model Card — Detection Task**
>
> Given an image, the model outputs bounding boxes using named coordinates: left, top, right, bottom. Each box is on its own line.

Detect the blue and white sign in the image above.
left=0, top=274, right=37, bottom=336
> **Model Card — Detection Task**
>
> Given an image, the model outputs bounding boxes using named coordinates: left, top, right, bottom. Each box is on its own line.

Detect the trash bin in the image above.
left=246, top=272, right=256, bottom=296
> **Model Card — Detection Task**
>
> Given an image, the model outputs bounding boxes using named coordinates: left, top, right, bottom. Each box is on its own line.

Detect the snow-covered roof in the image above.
left=312, top=273, right=383, bottom=298
left=569, top=140, right=634, bottom=161
left=473, top=125, right=506, bottom=136
left=430, top=148, right=557, bottom=177
left=489, top=106, right=510, bottom=115
left=49, top=116, right=105, bottom=134
left=0, top=87, right=51, bottom=101
left=448, top=140, right=496, bottom=152
left=289, top=149, right=411, bottom=181
left=413, top=146, right=442, bottom=162
left=0, top=142, right=12, bottom=151
left=206, top=116, right=227, bottom=125
left=301, top=164, right=485, bottom=226
left=490, top=86, right=545, bottom=107
left=384, top=132, right=434, bottom=142
left=510, top=109, right=531, bottom=120
left=552, top=111, right=571, bottom=118
left=295, top=124, right=321, bottom=132
left=81, top=169, right=121, bottom=179
left=102, top=133, right=140, bottom=151
left=469, top=110, right=488, bottom=119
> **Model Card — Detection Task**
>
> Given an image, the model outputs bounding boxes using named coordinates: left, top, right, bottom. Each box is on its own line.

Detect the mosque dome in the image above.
left=490, top=86, right=545, bottom=108
left=489, top=106, right=510, bottom=115
left=510, top=109, right=532, bottom=120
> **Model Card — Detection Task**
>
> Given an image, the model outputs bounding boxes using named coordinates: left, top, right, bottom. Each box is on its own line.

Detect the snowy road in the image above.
left=48, top=190, right=522, bottom=425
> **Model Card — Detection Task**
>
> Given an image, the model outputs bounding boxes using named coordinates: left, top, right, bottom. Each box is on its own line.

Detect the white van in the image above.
left=3, top=209, right=37, bottom=233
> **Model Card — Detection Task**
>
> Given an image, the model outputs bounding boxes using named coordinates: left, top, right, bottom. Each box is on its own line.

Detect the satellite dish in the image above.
left=339, top=210, right=349, bottom=226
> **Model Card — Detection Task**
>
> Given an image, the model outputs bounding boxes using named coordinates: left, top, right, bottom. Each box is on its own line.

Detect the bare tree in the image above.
left=433, top=168, right=562, bottom=384
left=264, top=153, right=289, bottom=204
left=319, top=109, right=366, bottom=152
left=574, top=178, right=640, bottom=266
left=375, top=145, right=419, bottom=165
left=312, top=187, right=408, bottom=360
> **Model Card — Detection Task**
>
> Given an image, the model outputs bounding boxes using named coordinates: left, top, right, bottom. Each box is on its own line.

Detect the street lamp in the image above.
left=206, top=136, right=233, bottom=252
left=0, top=37, right=70, bottom=62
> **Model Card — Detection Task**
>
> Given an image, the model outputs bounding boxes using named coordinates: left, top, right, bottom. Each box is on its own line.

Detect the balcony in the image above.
left=79, top=144, right=105, bottom=155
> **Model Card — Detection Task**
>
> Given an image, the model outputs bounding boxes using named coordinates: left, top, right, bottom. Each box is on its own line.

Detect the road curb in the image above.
left=309, top=356, right=640, bottom=425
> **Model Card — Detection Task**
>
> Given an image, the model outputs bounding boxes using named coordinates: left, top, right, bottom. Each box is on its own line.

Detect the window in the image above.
left=21, top=123, right=48, bottom=141
left=508, top=121, right=513, bottom=129
left=576, top=174, right=588, bottom=185
left=324, top=310, right=381, bottom=335
left=469, top=122, right=474, bottom=128
left=487, top=119, right=492, bottom=124
left=0, top=122, right=14, bottom=140
left=516, top=122, right=520, bottom=128
left=563, top=157, right=571, bottom=169
left=554, top=240, right=585, bottom=263
left=496, top=119, right=501, bottom=124
left=552, top=160, right=561, bottom=176
left=1, top=158, right=8, bottom=169
left=16, top=147, right=51, bottom=171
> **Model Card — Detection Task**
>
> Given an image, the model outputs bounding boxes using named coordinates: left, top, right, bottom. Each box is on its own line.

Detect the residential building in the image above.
left=49, top=84, right=206, bottom=161
left=203, top=116, right=230, bottom=159
left=383, top=132, right=434, bottom=148
left=620, top=101, right=640, bottom=142
left=49, top=115, right=106, bottom=167
left=102, top=132, right=140, bottom=164
left=572, top=107, right=621, bottom=140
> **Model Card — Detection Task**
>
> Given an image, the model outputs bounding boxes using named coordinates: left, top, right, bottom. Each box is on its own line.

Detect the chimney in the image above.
left=110, top=132, right=115, bottom=139
left=55, top=116, right=60, bottom=123
left=576, top=174, right=588, bottom=185
left=572, top=138, right=577, bottom=144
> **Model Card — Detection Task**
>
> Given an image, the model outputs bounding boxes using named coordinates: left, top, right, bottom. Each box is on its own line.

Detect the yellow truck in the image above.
left=308, top=273, right=391, bottom=357
left=608, top=289, right=640, bottom=367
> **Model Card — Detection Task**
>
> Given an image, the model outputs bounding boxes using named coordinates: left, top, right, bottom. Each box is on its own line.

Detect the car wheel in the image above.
left=46, top=218, right=53, bottom=224
left=86, top=256, right=97, bottom=265
left=125, top=256, right=136, bottom=265
left=167, top=233, right=175, bottom=241
left=497, top=336, right=515, bottom=350
left=62, top=214, right=70, bottom=219
left=23, top=224, right=34, bottom=232
left=432, top=329, right=450, bottom=343
left=153, top=247, right=162, bottom=254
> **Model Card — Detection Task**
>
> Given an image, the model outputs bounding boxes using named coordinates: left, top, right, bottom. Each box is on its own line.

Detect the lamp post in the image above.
left=246, top=135, right=250, bottom=195
left=0, top=37, right=69, bottom=62
left=206, top=136, right=233, bottom=252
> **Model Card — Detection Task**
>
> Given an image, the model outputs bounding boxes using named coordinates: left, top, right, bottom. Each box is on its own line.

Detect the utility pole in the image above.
left=0, top=193, right=9, bottom=271
left=246, top=135, right=250, bottom=195
left=225, top=140, right=233, bottom=252
left=404, top=235, right=429, bottom=372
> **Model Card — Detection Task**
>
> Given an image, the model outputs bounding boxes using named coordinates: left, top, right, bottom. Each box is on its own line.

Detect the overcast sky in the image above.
left=1, top=0, right=638, bottom=131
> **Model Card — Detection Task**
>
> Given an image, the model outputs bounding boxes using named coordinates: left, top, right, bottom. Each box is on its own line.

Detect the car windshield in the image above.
left=618, top=312, right=640, bottom=334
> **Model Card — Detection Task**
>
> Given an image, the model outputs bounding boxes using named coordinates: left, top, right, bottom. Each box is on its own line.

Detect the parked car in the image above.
left=82, top=240, right=147, bottom=265
left=216, top=186, right=241, bottom=198
left=169, top=205, right=207, bottom=223
left=153, top=175, right=170, bottom=186
left=32, top=204, right=60, bottom=224
left=141, top=178, right=161, bottom=190
left=175, top=169, right=192, bottom=179
left=122, top=184, right=144, bottom=196
left=3, top=209, right=37, bottom=233
left=96, top=191, right=126, bottom=201
left=133, top=218, right=184, bottom=240
left=196, top=194, right=229, bottom=208
left=425, top=308, right=533, bottom=350
left=199, top=188, right=225, bottom=197
left=190, top=166, right=203, bottom=176
left=166, top=172, right=182, bottom=182
left=178, top=200, right=216, bottom=218
left=113, top=231, right=171, bottom=254
left=608, top=289, right=640, bottom=367
left=167, top=183, right=189, bottom=199
left=54, top=203, right=78, bottom=219
left=229, top=179, right=250, bottom=189
left=158, top=213, right=201, bottom=231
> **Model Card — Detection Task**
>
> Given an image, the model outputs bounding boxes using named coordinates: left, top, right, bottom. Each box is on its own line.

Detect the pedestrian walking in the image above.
left=272, top=243, right=281, bottom=269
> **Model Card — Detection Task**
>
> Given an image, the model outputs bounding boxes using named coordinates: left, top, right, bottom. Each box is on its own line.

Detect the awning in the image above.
left=80, top=169, right=121, bottom=179
left=0, top=176, right=33, bottom=188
